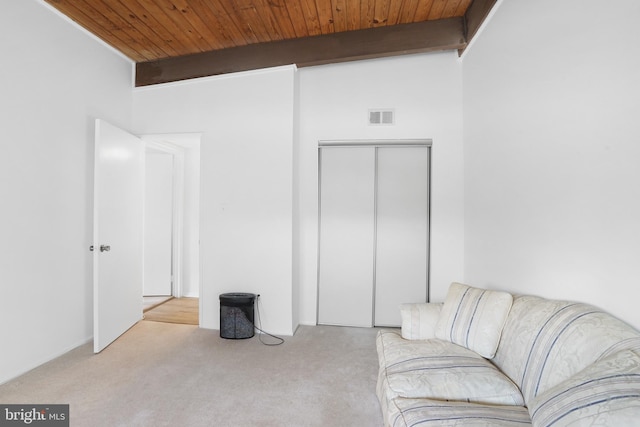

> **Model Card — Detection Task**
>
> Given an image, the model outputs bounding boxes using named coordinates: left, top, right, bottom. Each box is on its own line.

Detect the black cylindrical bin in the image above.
left=219, top=293, right=256, bottom=339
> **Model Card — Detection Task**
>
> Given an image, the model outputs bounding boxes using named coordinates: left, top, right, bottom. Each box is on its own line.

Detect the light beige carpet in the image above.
left=0, top=321, right=383, bottom=427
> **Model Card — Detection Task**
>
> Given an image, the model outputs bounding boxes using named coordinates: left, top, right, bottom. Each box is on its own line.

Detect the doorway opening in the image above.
left=141, top=133, right=202, bottom=326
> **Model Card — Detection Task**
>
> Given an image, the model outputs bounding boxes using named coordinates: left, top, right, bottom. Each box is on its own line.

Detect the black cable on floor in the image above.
left=255, top=295, right=284, bottom=346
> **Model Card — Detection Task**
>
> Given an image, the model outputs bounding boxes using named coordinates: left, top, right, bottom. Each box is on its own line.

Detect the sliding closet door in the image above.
left=317, top=147, right=376, bottom=327
left=374, top=147, right=429, bottom=326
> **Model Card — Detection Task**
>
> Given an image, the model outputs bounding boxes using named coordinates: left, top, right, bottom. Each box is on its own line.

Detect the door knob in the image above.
left=100, top=245, right=111, bottom=252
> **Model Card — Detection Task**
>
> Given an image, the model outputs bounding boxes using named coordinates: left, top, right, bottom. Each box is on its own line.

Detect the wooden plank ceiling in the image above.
left=44, top=0, right=496, bottom=86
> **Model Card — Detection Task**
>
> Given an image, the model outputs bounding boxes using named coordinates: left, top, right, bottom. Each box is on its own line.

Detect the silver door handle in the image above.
left=100, top=245, right=111, bottom=252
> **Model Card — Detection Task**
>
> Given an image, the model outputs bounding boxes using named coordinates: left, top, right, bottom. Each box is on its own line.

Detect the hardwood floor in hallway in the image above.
left=143, top=297, right=199, bottom=325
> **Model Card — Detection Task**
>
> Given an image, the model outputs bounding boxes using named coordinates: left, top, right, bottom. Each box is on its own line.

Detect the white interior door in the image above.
left=374, top=147, right=429, bottom=326
left=144, top=152, right=173, bottom=296
left=93, top=119, right=144, bottom=353
left=317, top=147, right=376, bottom=327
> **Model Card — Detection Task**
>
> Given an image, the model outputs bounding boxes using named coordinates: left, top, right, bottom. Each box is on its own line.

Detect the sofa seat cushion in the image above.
left=528, top=349, right=640, bottom=427
left=387, top=398, right=532, bottom=427
left=377, top=330, right=524, bottom=406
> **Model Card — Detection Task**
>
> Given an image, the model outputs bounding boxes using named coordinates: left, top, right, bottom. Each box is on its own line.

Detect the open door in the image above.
left=93, top=119, right=144, bottom=353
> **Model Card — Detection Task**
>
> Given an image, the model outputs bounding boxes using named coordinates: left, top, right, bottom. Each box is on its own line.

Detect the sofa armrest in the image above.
left=400, top=302, right=443, bottom=340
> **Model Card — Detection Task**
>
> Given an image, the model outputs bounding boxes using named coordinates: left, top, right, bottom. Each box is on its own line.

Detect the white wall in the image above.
left=133, top=67, right=297, bottom=335
left=297, top=52, right=465, bottom=324
left=462, top=0, right=640, bottom=329
left=0, top=1, right=133, bottom=384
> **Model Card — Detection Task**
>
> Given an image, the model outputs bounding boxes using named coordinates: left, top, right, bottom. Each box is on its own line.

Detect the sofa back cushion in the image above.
left=435, top=282, right=513, bottom=359
left=528, top=349, right=640, bottom=427
left=493, top=295, right=640, bottom=405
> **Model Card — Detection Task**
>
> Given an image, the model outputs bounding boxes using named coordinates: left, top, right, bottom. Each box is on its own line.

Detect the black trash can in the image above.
left=219, top=293, right=256, bottom=339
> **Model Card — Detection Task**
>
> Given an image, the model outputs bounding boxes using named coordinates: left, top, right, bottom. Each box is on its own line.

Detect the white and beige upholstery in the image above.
left=399, top=302, right=442, bottom=340
left=435, top=282, right=513, bottom=359
left=528, top=349, right=640, bottom=426
left=387, top=398, right=532, bottom=427
left=492, top=295, right=640, bottom=404
left=377, top=330, right=524, bottom=405
left=377, top=283, right=640, bottom=427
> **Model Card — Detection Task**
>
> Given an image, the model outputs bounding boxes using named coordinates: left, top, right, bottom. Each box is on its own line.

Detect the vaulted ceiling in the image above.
left=44, top=0, right=496, bottom=86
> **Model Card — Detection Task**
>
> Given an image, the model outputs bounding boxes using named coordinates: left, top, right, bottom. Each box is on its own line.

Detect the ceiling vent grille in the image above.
left=369, top=109, right=395, bottom=125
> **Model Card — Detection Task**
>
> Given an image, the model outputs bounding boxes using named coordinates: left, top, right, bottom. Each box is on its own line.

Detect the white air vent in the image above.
left=368, top=109, right=395, bottom=125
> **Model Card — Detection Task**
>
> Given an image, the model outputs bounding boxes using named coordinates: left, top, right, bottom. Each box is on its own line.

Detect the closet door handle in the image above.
left=100, top=245, right=111, bottom=252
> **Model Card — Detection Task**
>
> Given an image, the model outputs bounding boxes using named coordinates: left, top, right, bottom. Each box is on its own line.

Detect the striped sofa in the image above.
left=376, top=283, right=640, bottom=426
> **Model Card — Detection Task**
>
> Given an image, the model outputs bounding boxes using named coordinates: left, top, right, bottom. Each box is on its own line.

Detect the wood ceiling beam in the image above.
left=135, top=17, right=466, bottom=86
left=459, top=0, right=497, bottom=55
